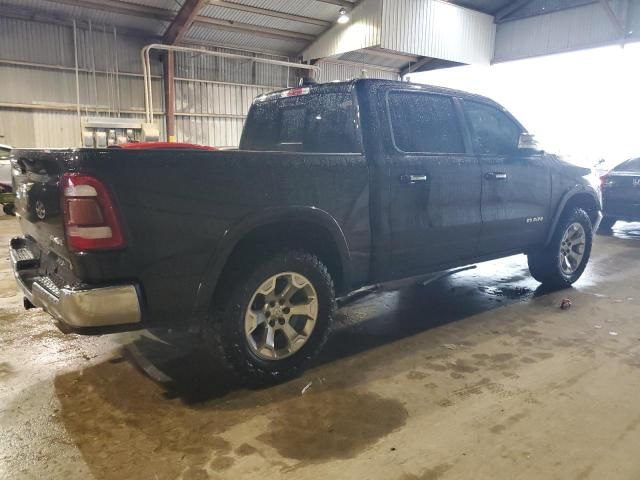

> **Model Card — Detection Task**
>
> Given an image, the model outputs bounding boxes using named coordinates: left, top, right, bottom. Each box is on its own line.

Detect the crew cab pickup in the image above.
left=10, top=79, right=602, bottom=381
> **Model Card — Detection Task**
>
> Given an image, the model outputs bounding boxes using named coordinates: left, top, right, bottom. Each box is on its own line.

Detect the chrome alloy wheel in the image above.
left=244, top=272, right=319, bottom=360
left=559, top=222, right=586, bottom=275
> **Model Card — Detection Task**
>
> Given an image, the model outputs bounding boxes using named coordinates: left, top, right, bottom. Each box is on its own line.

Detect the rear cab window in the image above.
left=240, top=89, right=361, bottom=153
left=386, top=91, right=466, bottom=154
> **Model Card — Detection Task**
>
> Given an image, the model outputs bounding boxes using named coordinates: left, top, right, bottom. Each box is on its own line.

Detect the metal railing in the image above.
left=140, top=44, right=320, bottom=124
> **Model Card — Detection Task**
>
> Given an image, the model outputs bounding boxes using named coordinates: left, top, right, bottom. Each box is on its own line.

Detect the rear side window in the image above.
left=387, top=91, right=465, bottom=154
left=614, top=158, right=640, bottom=171
left=464, top=101, right=521, bottom=155
left=240, top=93, right=360, bottom=153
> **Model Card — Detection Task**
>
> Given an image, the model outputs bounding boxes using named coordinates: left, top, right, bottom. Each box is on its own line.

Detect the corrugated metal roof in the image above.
left=1, top=0, right=168, bottom=35
left=119, top=0, right=179, bottom=10
left=199, top=4, right=326, bottom=36
left=6, top=0, right=623, bottom=70
left=450, top=0, right=513, bottom=15
left=184, top=24, right=308, bottom=55
left=222, top=0, right=349, bottom=22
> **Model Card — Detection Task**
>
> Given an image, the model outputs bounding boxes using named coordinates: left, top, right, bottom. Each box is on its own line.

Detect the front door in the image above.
left=462, top=100, right=551, bottom=254
left=384, top=90, right=483, bottom=279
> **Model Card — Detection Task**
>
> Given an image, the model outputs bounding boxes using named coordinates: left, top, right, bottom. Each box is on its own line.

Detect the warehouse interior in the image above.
left=2, top=1, right=640, bottom=479
left=1, top=0, right=637, bottom=149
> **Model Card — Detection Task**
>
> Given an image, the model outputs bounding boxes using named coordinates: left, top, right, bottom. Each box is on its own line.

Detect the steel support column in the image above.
left=163, top=51, right=176, bottom=142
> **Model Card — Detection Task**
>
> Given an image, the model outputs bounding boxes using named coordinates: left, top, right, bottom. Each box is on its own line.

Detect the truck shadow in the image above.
left=49, top=257, right=598, bottom=479
left=596, top=221, right=640, bottom=240
left=99, top=258, right=544, bottom=403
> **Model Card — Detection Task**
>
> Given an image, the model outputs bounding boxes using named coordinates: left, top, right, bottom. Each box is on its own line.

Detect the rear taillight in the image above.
left=600, top=174, right=615, bottom=189
left=61, top=173, right=125, bottom=251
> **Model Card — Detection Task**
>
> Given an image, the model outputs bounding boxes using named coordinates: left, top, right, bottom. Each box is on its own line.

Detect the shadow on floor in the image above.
left=113, top=261, right=554, bottom=404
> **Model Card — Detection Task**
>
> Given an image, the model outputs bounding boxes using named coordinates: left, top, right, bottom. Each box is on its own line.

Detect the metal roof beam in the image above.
left=364, top=47, right=420, bottom=62
left=39, top=0, right=174, bottom=21
left=400, top=56, right=433, bottom=76
left=599, top=0, right=627, bottom=37
left=194, top=16, right=316, bottom=41
left=494, top=0, right=536, bottom=22
left=208, top=1, right=330, bottom=27
left=163, top=0, right=208, bottom=44
left=313, top=0, right=357, bottom=8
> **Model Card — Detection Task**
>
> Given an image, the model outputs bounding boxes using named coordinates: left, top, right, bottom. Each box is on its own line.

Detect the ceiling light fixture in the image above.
left=337, top=7, right=350, bottom=24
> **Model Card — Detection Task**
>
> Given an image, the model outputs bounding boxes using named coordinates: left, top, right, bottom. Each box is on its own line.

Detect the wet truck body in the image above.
left=10, top=79, right=601, bottom=338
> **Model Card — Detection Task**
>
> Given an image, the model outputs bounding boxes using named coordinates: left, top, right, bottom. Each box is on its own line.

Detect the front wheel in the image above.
left=204, top=250, right=335, bottom=383
left=528, top=207, right=593, bottom=289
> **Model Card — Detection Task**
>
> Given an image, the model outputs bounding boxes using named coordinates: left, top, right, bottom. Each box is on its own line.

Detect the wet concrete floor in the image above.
left=1, top=215, right=640, bottom=479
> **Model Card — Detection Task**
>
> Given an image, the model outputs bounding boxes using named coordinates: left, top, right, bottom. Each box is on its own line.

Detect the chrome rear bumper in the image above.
left=10, top=237, right=141, bottom=328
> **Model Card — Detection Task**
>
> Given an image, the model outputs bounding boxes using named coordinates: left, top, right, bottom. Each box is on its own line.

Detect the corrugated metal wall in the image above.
left=172, top=47, right=292, bottom=147
left=316, top=60, right=399, bottom=82
left=1, top=15, right=401, bottom=149
left=303, top=0, right=494, bottom=66
left=380, top=0, right=495, bottom=65
left=302, top=0, right=383, bottom=61
left=0, top=16, right=164, bottom=147
left=0, top=16, right=296, bottom=148
left=494, top=0, right=640, bottom=62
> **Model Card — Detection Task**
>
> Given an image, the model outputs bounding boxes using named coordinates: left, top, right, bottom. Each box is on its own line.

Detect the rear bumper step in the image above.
left=10, top=236, right=142, bottom=328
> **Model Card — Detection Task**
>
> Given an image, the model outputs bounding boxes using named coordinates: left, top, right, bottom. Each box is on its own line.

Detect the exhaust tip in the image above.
left=23, top=297, right=35, bottom=310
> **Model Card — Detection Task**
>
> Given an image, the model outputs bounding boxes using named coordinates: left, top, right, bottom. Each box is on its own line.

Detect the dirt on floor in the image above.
left=2, top=215, right=640, bottom=480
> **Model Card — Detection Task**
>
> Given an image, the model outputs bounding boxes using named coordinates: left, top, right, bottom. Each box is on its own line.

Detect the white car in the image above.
left=0, top=145, right=14, bottom=215
left=0, top=145, right=11, bottom=180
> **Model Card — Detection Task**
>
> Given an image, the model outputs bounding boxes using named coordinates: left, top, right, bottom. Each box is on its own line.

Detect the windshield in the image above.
left=240, top=92, right=361, bottom=153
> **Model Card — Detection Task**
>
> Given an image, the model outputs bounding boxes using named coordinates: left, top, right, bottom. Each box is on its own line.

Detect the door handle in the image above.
left=485, top=172, right=508, bottom=181
left=400, top=174, right=428, bottom=184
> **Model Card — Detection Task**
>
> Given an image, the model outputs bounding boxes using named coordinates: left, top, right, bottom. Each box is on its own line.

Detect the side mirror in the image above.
left=517, top=133, right=538, bottom=151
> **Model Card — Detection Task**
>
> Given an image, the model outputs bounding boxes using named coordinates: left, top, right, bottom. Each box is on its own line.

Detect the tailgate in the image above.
left=11, top=149, right=80, bottom=290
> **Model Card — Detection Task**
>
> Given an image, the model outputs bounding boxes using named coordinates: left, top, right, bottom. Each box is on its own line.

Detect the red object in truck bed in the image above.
left=111, top=142, right=217, bottom=150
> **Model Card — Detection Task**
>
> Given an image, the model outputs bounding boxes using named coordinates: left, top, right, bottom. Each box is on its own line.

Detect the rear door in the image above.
left=384, top=90, right=482, bottom=278
left=462, top=100, right=551, bottom=255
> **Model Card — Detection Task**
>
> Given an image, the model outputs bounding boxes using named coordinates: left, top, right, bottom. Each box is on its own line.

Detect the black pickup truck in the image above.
left=10, top=79, right=602, bottom=381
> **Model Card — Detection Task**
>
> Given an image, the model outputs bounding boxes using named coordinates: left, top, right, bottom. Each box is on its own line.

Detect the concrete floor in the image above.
left=2, top=216, right=640, bottom=480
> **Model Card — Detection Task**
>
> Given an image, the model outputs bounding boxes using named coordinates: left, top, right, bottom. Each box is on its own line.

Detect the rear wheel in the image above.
left=528, top=207, right=593, bottom=288
left=598, top=216, right=617, bottom=231
left=204, top=250, right=335, bottom=383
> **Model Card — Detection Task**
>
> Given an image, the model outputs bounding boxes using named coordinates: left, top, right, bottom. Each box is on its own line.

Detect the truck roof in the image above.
left=262, top=78, right=500, bottom=107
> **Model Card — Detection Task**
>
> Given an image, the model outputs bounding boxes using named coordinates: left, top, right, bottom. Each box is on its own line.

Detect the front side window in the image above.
left=240, top=92, right=360, bottom=153
left=387, top=91, right=465, bottom=154
left=464, top=101, right=521, bottom=155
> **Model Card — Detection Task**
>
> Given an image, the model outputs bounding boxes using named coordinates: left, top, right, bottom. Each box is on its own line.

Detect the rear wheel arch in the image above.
left=196, top=208, right=352, bottom=319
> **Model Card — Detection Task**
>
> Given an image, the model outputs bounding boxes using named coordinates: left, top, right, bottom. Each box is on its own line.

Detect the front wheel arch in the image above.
left=544, top=190, right=600, bottom=246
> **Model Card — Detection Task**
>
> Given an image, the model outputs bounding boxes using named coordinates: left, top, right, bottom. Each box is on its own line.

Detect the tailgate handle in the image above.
left=485, top=172, right=508, bottom=181
left=400, top=174, right=428, bottom=184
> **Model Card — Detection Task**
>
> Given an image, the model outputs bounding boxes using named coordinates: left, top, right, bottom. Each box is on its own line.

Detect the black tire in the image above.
left=203, top=250, right=335, bottom=384
left=598, top=216, right=617, bottom=231
left=2, top=203, right=15, bottom=216
left=527, top=207, right=593, bottom=289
